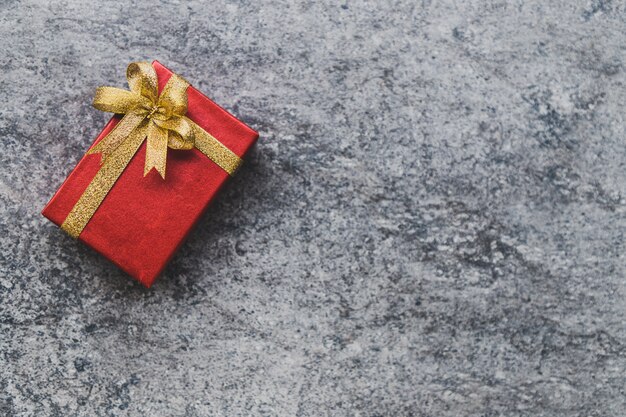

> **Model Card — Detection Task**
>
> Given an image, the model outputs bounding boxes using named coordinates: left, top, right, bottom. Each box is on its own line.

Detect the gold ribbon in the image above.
left=61, top=62, right=243, bottom=238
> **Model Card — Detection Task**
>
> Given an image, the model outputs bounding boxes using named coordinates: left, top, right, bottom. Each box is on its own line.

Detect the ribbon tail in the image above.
left=61, top=122, right=149, bottom=238
left=144, top=122, right=168, bottom=178
left=189, top=118, right=243, bottom=176
left=88, top=111, right=146, bottom=162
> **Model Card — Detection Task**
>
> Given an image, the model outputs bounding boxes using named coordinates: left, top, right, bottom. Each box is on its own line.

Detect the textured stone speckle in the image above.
left=1, top=1, right=625, bottom=416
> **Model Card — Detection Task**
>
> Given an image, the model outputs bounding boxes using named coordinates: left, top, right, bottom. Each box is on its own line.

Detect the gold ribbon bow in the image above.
left=61, top=62, right=242, bottom=238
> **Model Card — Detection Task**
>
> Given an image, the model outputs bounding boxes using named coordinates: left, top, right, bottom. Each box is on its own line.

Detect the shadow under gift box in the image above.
left=42, top=61, right=259, bottom=287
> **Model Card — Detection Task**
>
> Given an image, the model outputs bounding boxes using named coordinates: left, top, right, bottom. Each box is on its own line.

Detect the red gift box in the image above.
left=42, top=61, right=258, bottom=287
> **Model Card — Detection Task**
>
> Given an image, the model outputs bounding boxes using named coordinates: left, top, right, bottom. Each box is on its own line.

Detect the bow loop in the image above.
left=126, top=62, right=159, bottom=104
left=157, top=73, right=189, bottom=117
left=93, top=87, right=151, bottom=114
left=153, top=116, right=195, bottom=150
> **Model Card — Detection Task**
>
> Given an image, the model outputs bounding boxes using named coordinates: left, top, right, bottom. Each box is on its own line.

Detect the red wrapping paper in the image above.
left=42, top=61, right=258, bottom=287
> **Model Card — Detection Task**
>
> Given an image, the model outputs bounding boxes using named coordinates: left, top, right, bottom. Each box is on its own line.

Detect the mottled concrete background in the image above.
left=0, top=0, right=625, bottom=416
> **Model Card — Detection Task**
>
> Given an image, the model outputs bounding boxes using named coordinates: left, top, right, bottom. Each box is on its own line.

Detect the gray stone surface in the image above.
left=0, top=0, right=625, bottom=415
